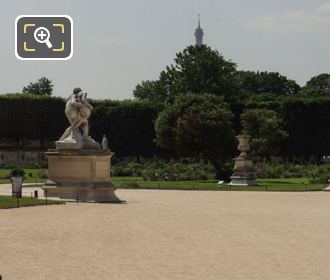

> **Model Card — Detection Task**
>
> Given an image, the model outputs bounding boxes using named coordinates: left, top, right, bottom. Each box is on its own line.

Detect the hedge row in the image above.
left=1, top=94, right=330, bottom=159
left=0, top=94, right=158, bottom=157
left=244, top=96, right=330, bottom=158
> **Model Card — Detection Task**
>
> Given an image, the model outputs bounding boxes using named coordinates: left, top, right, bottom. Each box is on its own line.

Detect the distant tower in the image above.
left=194, top=14, right=204, bottom=46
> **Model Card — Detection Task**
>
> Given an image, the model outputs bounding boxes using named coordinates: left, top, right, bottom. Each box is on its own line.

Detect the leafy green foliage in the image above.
left=134, top=45, right=239, bottom=105
left=307, top=165, right=330, bottom=184
left=112, top=161, right=144, bottom=177
left=22, top=77, right=54, bottom=96
left=0, top=94, right=66, bottom=143
left=9, top=168, right=25, bottom=178
left=141, top=160, right=215, bottom=181
left=90, top=100, right=159, bottom=157
left=155, top=93, right=234, bottom=178
left=280, top=97, right=330, bottom=158
left=301, top=74, right=330, bottom=96
left=0, top=95, right=158, bottom=158
left=133, top=80, right=167, bottom=107
left=237, top=71, right=300, bottom=96
left=241, top=109, right=288, bottom=157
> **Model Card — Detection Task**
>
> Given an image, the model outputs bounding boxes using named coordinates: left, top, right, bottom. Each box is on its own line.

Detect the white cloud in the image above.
left=317, top=2, right=330, bottom=13
left=245, top=2, right=330, bottom=32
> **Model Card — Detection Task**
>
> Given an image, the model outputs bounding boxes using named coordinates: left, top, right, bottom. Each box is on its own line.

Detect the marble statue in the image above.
left=56, top=88, right=100, bottom=150
left=44, top=87, right=122, bottom=203
left=102, top=135, right=110, bottom=151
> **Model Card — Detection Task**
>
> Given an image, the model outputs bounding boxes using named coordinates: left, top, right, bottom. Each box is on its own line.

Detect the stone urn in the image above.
left=11, top=177, right=23, bottom=198
left=237, top=135, right=250, bottom=157
left=229, top=135, right=257, bottom=186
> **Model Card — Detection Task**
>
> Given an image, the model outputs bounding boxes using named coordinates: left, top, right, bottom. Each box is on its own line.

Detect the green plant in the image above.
left=112, top=161, right=144, bottom=177
left=307, top=165, right=330, bottom=184
left=141, top=160, right=216, bottom=181
left=119, top=182, right=141, bottom=189
left=9, top=168, right=25, bottom=178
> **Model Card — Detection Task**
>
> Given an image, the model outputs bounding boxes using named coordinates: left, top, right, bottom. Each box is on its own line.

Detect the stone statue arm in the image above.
left=81, top=92, right=93, bottom=110
left=68, top=95, right=85, bottom=108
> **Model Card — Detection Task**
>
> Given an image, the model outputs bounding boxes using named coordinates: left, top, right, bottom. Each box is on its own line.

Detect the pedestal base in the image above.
left=43, top=181, right=121, bottom=203
left=42, top=149, right=123, bottom=203
left=229, top=155, right=257, bottom=186
left=229, top=176, right=257, bottom=186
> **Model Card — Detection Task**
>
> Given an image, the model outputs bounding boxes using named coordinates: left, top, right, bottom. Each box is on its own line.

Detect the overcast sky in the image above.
left=1, top=0, right=330, bottom=99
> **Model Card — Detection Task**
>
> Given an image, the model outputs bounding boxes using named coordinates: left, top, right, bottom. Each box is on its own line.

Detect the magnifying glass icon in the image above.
left=34, top=27, right=53, bottom=49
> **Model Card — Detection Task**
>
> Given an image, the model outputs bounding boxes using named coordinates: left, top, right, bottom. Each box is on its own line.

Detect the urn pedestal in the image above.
left=42, top=149, right=122, bottom=203
left=229, top=135, right=257, bottom=186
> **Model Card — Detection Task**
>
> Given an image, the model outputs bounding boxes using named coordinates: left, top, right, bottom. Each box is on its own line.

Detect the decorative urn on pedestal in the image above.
left=42, top=88, right=122, bottom=203
left=229, top=135, right=257, bottom=186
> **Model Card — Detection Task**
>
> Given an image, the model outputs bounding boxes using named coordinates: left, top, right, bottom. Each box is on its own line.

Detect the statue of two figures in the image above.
left=56, top=88, right=109, bottom=150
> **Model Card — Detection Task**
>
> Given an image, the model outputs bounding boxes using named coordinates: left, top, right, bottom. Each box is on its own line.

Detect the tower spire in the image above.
left=195, top=14, right=204, bottom=46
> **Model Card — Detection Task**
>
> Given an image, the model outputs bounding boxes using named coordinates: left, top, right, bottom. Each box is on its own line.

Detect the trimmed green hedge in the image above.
left=1, top=93, right=330, bottom=159
left=244, top=96, right=330, bottom=158
left=0, top=94, right=158, bottom=157
left=0, top=94, right=66, bottom=145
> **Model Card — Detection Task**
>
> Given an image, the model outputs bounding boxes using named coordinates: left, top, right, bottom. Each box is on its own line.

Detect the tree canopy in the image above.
left=22, top=77, right=54, bottom=96
left=134, top=45, right=239, bottom=105
left=155, top=93, right=234, bottom=178
left=301, top=73, right=330, bottom=96
left=237, top=71, right=300, bottom=97
left=241, top=109, right=288, bottom=157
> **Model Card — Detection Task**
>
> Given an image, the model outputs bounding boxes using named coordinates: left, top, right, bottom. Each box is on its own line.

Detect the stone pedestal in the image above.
left=230, top=135, right=257, bottom=186
left=42, top=149, right=122, bottom=203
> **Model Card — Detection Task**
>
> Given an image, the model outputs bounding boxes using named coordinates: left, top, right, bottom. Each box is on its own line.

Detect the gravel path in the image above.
left=1, top=189, right=330, bottom=280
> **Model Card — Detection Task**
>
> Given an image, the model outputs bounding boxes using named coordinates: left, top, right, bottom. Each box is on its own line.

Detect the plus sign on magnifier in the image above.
left=34, top=26, right=53, bottom=48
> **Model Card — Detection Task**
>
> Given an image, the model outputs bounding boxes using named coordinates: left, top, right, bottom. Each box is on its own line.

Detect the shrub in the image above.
left=112, top=161, right=143, bottom=177
left=119, top=182, right=141, bottom=189
left=141, top=160, right=215, bottom=181
left=9, top=168, right=25, bottom=178
left=255, top=162, right=307, bottom=178
left=307, top=165, right=330, bottom=184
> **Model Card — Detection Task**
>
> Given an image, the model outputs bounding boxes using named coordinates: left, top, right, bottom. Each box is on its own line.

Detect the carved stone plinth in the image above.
left=230, top=135, right=257, bottom=186
left=42, top=150, right=122, bottom=203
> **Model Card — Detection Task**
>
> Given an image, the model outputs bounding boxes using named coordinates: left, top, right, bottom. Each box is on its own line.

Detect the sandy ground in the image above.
left=1, top=189, right=330, bottom=280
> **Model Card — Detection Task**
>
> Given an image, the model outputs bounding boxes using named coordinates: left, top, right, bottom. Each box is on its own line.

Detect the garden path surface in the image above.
left=1, top=189, right=330, bottom=280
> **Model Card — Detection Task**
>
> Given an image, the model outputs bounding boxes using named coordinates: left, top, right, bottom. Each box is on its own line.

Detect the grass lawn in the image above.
left=112, top=177, right=325, bottom=192
left=0, top=168, right=47, bottom=184
left=0, top=168, right=325, bottom=192
left=0, top=196, right=64, bottom=209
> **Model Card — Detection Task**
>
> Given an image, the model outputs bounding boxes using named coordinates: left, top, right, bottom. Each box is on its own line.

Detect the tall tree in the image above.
left=237, top=71, right=300, bottom=96
left=133, top=80, right=167, bottom=107
left=301, top=73, right=330, bottom=96
left=134, top=45, right=239, bottom=105
left=241, top=109, right=288, bottom=157
left=22, top=77, right=54, bottom=96
left=155, top=93, right=235, bottom=179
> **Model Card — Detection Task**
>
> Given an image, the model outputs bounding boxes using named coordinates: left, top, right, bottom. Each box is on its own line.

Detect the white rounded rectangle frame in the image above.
left=15, top=15, right=73, bottom=61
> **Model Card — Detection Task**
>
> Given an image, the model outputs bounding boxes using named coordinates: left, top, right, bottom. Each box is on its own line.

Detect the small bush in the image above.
left=119, top=182, right=141, bottom=189
left=307, top=165, right=330, bottom=184
left=141, top=160, right=215, bottom=181
left=9, top=168, right=25, bottom=178
left=112, top=161, right=143, bottom=177
left=255, top=162, right=307, bottom=178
